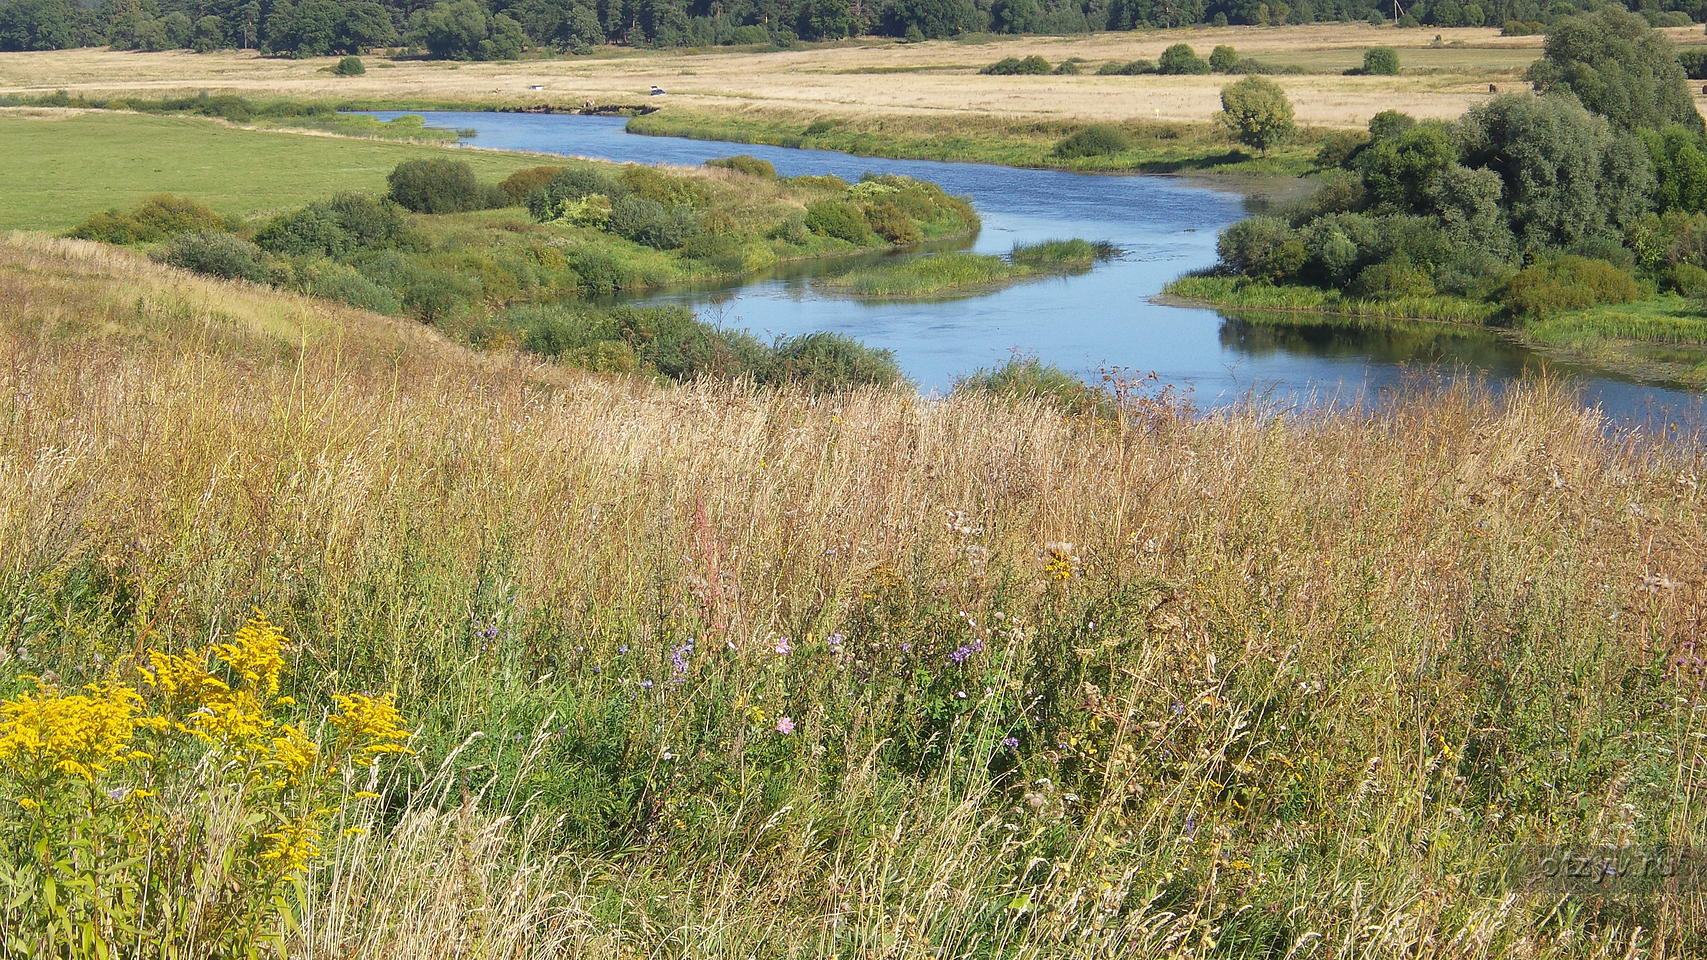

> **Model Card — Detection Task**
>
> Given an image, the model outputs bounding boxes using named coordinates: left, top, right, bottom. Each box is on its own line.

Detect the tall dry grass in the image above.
left=1, top=235, right=1705, bottom=957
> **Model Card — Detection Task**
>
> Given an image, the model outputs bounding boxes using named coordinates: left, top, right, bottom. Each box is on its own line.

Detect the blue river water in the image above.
left=363, top=110, right=1704, bottom=426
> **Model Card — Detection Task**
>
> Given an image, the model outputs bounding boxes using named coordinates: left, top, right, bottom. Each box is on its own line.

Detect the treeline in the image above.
left=1206, top=8, right=1707, bottom=320
left=0, top=0, right=1699, bottom=56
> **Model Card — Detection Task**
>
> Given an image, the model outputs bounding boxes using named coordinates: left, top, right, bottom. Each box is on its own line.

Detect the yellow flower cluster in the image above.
left=330, top=693, right=415, bottom=767
left=1042, top=542, right=1080, bottom=582
left=138, top=609, right=287, bottom=746
left=0, top=679, right=152, bottom=783
left=259, top=816, right=322, bottom=873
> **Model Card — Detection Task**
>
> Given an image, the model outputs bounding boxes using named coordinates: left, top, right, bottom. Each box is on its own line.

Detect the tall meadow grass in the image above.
left=1, top=236, right=1705, bottom=957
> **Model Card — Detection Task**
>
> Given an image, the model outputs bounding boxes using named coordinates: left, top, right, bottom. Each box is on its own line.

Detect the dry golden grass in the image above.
left=6, top=25, right=1707, bottom=128
left=2, top=230, right=1706, bottom=956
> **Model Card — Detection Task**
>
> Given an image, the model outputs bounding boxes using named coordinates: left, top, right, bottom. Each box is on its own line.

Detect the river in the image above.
left=362, top=110, right=1703, bottom=426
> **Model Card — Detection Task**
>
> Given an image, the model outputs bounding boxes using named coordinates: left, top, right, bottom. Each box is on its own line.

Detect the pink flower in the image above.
left=774, top=637, right=792, bottom=656
left=776, top=717, right=795, bottom=735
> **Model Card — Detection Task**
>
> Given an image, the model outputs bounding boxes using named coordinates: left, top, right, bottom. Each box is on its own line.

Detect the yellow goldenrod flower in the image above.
left=259, top=817, right=320, bottom=873
left=330, top=693, right=414, bottom=767
left=213, top=610, right=288, bottom=700
left=0, top=679, right=146, bottom=782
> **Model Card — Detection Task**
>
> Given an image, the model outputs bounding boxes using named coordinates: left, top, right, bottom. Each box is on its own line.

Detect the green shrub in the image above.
left=1680, top=50, right=1707, bottom=80
left=769, top=332, right=905, bottom=392
left=1352, top=258, right=1436, bottom=299
left=705, top=155, right=777, bottom=179
left=527, top=167, right=625, bottom=221
left=255, top=193, right=415, bottom=259
left=804, top=199, right=878, bottom=245
left=1501, top=20, right=1545, bottom=36
left=1362, top=47, right=1400, bottom=76
left=1228, top=57, right=1277, bottom=74
left=861, top=201, right=923, bottom=244
left=1096, top=59, right=1155, bottom=75
left=334, top=56, right=366, bottom=76
left=954, top=355, right=1102, bottom=416
left=1208, top=45, right=1238, bottom=72
left=1053, top=59, right=1083, bottom=75
left=499, top=166, right=566, bottom=203
left=295, top=258, right=403, bottom=313
left=386, top=159, right=491, bottom=214
left=1052, top=124, right=1131, bottom=159
left=1157, top=44, right=1210, bottom=75
left=607, top=195, right=702, bottom=250
left=68, top=195, right=230, bottom=244
left=154, top=231, right=273, bottom=283
left=357, top=254, right=481, bottom=323
left=618, top=166, right=710, bottom=208
left=1502, top=255, right=1640, bottom=318
left=980, top=55, right=1051, bottom=75
left=1666, top=261, right=1707, bottom=295
left=803, top=118, right=837, bottom=136
left=1314, top=129, right=1370, bottom=169
left=1216, top=216, right=1306, bottom=282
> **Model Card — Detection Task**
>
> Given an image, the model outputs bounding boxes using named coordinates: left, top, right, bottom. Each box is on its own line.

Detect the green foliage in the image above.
left=154, top=230, right=273, bottom=283
left=1456, top=94, right=1654, bottom=251
left=294, top=258, right=405, bottom=313
left=883, top=0, right=976, bottom=39
left=953, top=355, right=1104, bottom=416
left=334, top=55, right=366, bottom=76
left=254, top=193, right=417, bottom=259
left=527, top=166, right=624, bottom=221
left=407, top=0, right=524, bottom=60
left=1216, top=216, right=1305, bottom=282
left=1358, top=122, right=1455, bottom=209
left=1503, top=255, right=1641, bottom=318
left=1666, top=261, right=1707, bottom=295
left=1052, top=124, right=1131, bottom=159
left=980, top=55, right=1051, bottom=75
left=1208, top=44, right=1238, bottom=72
left=1527, top=8, right=1702, bottom=132
left=705, top=155, right=777, bottom=179
left=607, top=195, right=702, bottom=250
left=1362, top=46, right=1400, bottom=75
left=1157, top=43, right=1210, bottom=75
left=1216, top=76, right=1295, bottom=155
left=804, top=199, right=878, bottom=245
left=1314, top=129, right=1370, bottom=170
left=1352, top=257, right=1436, bottom=299
left=67, top=195, right=230, bottom=244
left=617, top=166, right=710, bottom=208
left=1643, top=125, right=1707, bottom=213
left=499, top=166, right=566, bottom=204
left=1095, top=59, right=1155, bottom=75
left=771, top=332, right=905, bottom=392
left=386, top=159, right=493, bottom=214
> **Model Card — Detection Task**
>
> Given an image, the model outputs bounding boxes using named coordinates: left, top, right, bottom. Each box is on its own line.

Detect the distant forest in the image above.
left=0, top=0, right=1699, bottom=56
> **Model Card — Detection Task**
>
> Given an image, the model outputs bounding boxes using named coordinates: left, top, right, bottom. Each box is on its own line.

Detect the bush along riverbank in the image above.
left=819, top=239, right=1117, bottom=300
left=1169, top=9, right=1707, bottom=387
left=69, top=155, right=980, bottom=389
left=626, top=107, right=1329, bottom=177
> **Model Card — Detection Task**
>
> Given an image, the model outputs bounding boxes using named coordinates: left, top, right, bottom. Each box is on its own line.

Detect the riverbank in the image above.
left=820, top=239, right=1113, bottom=299
left=1167, top=274, right=1707, bottom=387
left=628, top=106, right=1325, bottom=177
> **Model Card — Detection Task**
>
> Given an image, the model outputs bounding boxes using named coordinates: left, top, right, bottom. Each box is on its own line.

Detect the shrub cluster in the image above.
left=705, top=155, right=777, bottom=178
left=1052, top=124, right=1131, bottom=159
left=69, top=195, right=233, bottom=244
left=1095, top=59, right=1155, bottom=75
left=980, top=55, right=1051, bottom=75
left=386, top=158, right=505, bottom=214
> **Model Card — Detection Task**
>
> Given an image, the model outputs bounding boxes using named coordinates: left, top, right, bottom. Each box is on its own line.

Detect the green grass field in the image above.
left=0, top=109, right=542, bottom=230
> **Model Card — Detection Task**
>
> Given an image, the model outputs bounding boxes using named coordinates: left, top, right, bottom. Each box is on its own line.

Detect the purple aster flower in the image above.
left=774, top=637, right=792, bottom=656
left=1001, top=736, right=1019, bottom=749
left=948, top=640, right=984, bottom=666
left=776, top=716, right=795, bottom=734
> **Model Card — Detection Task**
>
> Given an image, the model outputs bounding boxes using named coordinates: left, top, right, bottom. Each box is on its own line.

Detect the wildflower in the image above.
left=827, top=633, right=845, bottom=653
left=900, top=642, right=913, bottom=654
left=1002, top=736, right=1020, bottom=749
left=265, top=724, right=318, bottom=787
left=0, top=680, right=148, bottom=782
left=639, top=679, right=654, bottom=690
left=948, top=640, right=983, bottom=666
left=259, top=817, right=320, bottom=873
left=329, top=693, right=413, bottom=767
left=212, top=610, right=288, bottom=699
left=1041, top=542, right=1080, bottom=581
left=671, top=639, right=695, bottom=679
left=774, top=637, right=792, bottom=656
left=776, top=717, right=795, bottom=735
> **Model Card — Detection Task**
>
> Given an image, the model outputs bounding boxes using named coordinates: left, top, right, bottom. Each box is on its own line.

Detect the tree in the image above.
left=884, top=0, right=975, bottom=39
left=1217, top=75, right=1295, bottom=155
left=1362, top=46, right=1398, bottom=75
left=411, top=0, right=489, bottom=59
left=190, top=15, right=226, bottom=52
left=1526, top=7, right=1701, bottom=132
left=1643, top=125, right=1707, bottom=213
left=1208, top=44, right=1238, bottom=72
left=0, top=0, right=75, bottom=51
left=1455, top=93, right=1656, bottom=250
left=337, top=2, right=396, bottom=53
left=1358, top=121, right=1455, bottom=209
left=1157, top=42, right=1209, bottom=75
